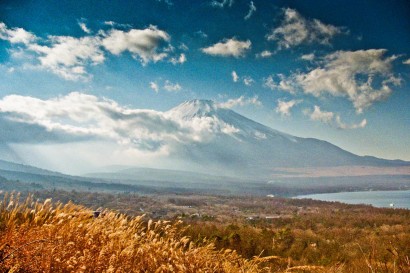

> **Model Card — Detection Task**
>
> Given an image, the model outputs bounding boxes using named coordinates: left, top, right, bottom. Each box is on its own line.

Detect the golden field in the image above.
left=0, top=192, right=409, bottom=272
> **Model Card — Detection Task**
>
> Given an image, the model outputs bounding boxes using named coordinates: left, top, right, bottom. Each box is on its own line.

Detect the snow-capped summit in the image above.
left=166, top=99, right=218, bottom=120
left=167, top=99, right=296, bottom=141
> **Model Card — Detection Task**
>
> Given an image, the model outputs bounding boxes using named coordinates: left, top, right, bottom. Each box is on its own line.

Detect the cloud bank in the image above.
left=0, top=22, right=183, bottom=81
left=268, top=49, right=401, bottom=113
left=0, top=93, right=248, bottom=152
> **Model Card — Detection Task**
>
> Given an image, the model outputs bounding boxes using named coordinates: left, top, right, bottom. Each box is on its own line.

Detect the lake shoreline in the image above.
left=294, top=189, right=410, bottom=209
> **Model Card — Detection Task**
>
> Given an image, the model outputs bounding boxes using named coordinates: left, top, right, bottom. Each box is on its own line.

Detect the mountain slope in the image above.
left=165, top=100, right=408, bottom=176
left=0, top=159, right=64, bottom=176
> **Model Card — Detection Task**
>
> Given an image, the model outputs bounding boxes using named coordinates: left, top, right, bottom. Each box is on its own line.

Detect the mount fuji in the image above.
left=0, top=98, right=408, bottom=195
left=160, top=99, right=408, bottom=178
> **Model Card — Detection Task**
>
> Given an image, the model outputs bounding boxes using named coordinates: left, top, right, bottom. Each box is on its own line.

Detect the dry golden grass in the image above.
left=2, top=193, right=408, bottom=273
left=0, top=193, right=276, bottom=273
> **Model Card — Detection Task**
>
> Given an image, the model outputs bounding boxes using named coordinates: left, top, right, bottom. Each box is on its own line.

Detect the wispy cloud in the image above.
left=244, top=1, right=256, bottom=20
left=306, top=105, right=334, bottom=124
left=202, top=38, right=251, bottom=58
left=267, top=8, right=345, bottom=49
left=335, top=115, right=367, bottom=129
left=218, top=95, right=261, bottom=108
left=150, top=81, right=159, bottom=93
left=263, top=74, right=297, bottom=94
left=155, top=0, right=173, bottom=6
left=300, top=53, right=315, bottom=61
left=78, top=21, right=91, bottom=34
left=403, top=58, right=410, bottom=65
left=179, top=43, right=189, bottom=51
left=194, top=30, right=208, bottom=38
left=210, top=0, right=234, bottom=8
left=163, top=80, right=182, bottom=92
left=103, top=21, right=132, bottom=28
left=232, top=71, right=239, bottom=82
left=275, top=99, right=301, bottom=116
left=231, top=71, right=254, bottom=86
left=243, top=76, right=254, bottom=86
left=256, top=50, right=273, bottom=58
left=304, top=106, right=367, bottom=129
left=170, top=53, right=187, bottom=65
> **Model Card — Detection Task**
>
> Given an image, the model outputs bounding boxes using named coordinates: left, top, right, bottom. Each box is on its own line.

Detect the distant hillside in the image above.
left=0, top=159, right=63, bottom=176
left=1, top=158, right=409, bottom=196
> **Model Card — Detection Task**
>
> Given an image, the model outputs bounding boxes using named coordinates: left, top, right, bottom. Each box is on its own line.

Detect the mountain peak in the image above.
left=184, top=99, right=217, bottom=110
left=166, top=99, right=218, bottom=119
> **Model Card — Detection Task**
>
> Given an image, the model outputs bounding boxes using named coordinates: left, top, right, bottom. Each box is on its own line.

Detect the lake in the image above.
left=295, top=190, right=410, bottom=209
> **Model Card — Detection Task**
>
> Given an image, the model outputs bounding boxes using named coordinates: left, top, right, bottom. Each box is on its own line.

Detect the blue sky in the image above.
left=0, top=0, right=409, bottom=172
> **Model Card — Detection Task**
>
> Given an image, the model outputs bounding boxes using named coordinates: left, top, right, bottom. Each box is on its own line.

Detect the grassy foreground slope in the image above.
left=1, top=192, right=409, bottom=272
left=0, top=193, right=272, bottom=273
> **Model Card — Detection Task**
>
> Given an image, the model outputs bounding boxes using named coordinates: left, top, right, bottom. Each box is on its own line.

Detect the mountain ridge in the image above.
left=163, top=99, right=409, bottom=175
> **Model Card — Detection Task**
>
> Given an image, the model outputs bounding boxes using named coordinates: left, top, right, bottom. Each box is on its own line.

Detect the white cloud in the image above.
left=218, top=95, right=261, bottom=108
left=244, top=1, right=256, bottom=20
left=0, top=92, right=243, bottom=152
left=231, top=71, right=254, bottom=86
left=275, top=99, right=301, bottom=116
left=307, top=105, right=334, bottom=124
left=232, top=71, right=239, bottom=82
left=300, top=53, right=315, bottom=61
left=211, top=0, right=234, bottom=8
left=295, top=49, right=400, bottom=113
left=1, top=22, right=176, bottom=80
left=163, top=80, right=182, bottom=92
left=101, top=25, right=170, bottom=64
left=267, top=8, right=344, bottom=49
left=150, top=79, right=182, bottom=93
left=264, top=74, right=297, bottom=94
left=170, top=53, right=186, bottom=65
left=202, top=38, right=251, bottom=58
left=78, top=22, right=91, bottom=34
left=103, top=21, right=132, bottom=28
left=104, top=21, right=115, bottom=26
left=335, top=115, right=367, bottom=129
left=243, top=76, right=254, bottom=86
left=256, top=50, right=273, bottom=58
left=38, top=38, right=102, bottom=79
left=403, top=58, right=410, bottom=65
left=195, top=30, right=208, bottom=38
left=156, top=0, right=173, bottom=6
left=150, top=81, right=159, bottom=93
left=179, top=43, right=189, bottom=51
left=305, top=106, right=367, bottom=129
left=0, top=22, right=37, bottom=45
left=28, top=36, right=104, bottom=81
